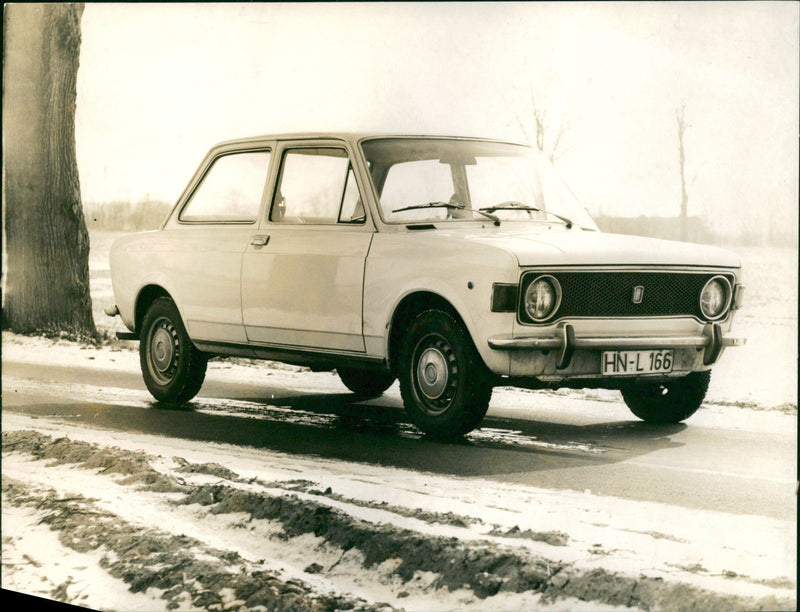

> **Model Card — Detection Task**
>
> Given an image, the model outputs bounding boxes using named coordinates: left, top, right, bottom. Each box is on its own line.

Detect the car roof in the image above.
left=211, top=132, right=527, bottom=149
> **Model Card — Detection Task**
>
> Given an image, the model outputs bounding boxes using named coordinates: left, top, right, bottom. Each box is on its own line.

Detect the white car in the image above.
left=108, top=133, right=745, bottom=439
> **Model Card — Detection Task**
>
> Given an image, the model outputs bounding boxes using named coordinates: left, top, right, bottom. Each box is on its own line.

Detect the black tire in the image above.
left=337, top=366, right=395, bottom=397
left=620, top=370, right=711, bottom=424
left=398, top=309, right=493, bottom=439
left=139, top=297, right=207, bottom=404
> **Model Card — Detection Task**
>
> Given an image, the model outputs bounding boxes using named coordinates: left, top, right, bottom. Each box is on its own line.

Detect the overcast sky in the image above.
left=74, top=2, right=798, bottom=238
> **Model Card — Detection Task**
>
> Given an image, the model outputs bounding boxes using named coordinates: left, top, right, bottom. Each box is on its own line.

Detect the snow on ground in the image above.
left=2, top=405, right=796, bottom=611
left=2, top=500, right=168, bottom=612
left=2, top=330, right=797, bottom=610
left=1, top=420, right=606, bottom=611
left=2, top=406, right=795, bottom=592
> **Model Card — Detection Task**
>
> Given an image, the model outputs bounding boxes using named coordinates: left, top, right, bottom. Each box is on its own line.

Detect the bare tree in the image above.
left=516, top=80, right=571, bottom=163
left=676, top=105, right=696, bottom=242
left=3, top=3, right=95, bottom=336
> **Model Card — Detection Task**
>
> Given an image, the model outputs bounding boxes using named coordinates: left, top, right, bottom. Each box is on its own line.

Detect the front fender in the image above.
left=363, top=233, right=519, bottom=374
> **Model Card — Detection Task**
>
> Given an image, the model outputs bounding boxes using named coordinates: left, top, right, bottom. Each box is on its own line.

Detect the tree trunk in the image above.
left=3, top=3, right=95, bottom=337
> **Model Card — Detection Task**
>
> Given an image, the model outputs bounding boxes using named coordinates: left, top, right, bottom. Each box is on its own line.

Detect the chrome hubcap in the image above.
left=417, top=347, right=449, bottom=399
left=148, top=318, right=179, bottom=385
left=152, top=327, right=174, bottom=371
left=412, top=334, right=458, bottom=416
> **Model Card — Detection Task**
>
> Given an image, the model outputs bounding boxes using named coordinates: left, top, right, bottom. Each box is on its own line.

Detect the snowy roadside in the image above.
left=2, top=332, right=797, bottom=610
left=2, top=414, right=796, bottom=612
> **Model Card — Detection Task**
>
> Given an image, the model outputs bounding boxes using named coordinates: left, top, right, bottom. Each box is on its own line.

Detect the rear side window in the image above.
left=180, top=150, right=271, bottom=223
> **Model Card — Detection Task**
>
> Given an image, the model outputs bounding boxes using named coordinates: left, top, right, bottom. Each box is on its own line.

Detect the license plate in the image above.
left=602, top=349, right=674, bottom=376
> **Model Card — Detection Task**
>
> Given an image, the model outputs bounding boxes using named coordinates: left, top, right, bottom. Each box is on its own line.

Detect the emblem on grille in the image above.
left=632, top=285, right=644, bottom=304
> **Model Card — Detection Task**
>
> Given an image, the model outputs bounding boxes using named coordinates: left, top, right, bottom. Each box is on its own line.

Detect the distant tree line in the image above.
left=83, top=201, right=798, bottom=248
left=594, top=215, right=713, bottom=244
left=84, top=200, right=173, bottom=231
left=594, top=214, right=798, bottom=248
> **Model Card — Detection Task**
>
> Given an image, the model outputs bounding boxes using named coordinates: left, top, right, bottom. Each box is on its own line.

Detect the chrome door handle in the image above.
left=251, top=235, right=270, bottom=246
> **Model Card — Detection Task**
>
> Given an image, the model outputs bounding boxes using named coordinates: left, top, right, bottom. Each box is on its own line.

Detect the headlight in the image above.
left=700, top=276, right=732, bottom=320
left=524, top=275, right=561, bottom=322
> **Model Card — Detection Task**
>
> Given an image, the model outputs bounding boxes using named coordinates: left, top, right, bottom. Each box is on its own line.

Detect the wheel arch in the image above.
left=387, top=291, right=467, bottom=376
left=134, top=285, right=174, bottom=335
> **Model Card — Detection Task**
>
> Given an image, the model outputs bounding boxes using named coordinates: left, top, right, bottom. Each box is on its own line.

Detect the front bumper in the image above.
left=488, top=322, right=746, bottom=370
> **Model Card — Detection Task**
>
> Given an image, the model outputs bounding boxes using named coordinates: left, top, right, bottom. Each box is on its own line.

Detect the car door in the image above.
left=164, top=147, right=272, bottom=344
left=241, top=142, right=374, bottom=352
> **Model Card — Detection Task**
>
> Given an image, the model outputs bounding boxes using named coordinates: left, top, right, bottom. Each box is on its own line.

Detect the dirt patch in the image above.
left=4, top=430, right=796, bottom=611
left=541, top=567, right=792, bottom=611
left=3, top=478, right=392, bottom=611
left=622, top=529, right=688, bottom=543
left=184, top=483, right=795, bottom=609
left=270, top=479, right=484, bottom=528
left=2, top=429, right=181, bottom=492
left=706, top=399, right=798, bottom=414
left=173, top=456, right=243, bottom=482
left=179, top=482, right=557, bottom=599
left=488, top=525, right=569, bottom=547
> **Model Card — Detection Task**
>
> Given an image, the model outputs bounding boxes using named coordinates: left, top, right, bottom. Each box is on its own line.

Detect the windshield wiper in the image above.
left=392, top=201, right=500, bottom=226
left=480, top=201, right=574, bottom=229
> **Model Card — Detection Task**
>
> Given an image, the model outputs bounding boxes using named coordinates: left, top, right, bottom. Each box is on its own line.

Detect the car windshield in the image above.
left=360, top=138, right=598, bottom=229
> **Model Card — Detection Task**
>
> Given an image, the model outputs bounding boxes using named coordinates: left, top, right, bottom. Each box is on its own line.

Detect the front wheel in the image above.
left=139, top=297, right=208, bottom=404
left=620, top=370, right=711, bottom=424
left=398, top=309, right=493, bottom=439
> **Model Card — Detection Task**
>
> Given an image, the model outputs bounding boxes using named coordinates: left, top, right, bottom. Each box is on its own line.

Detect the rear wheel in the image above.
left=139, top=297, right=207, bottom=403
left=398, top=309, right=493, bottom=439
left=620, top=370, right=710, bottom=424
left=337, top=366, right=395, bottom=397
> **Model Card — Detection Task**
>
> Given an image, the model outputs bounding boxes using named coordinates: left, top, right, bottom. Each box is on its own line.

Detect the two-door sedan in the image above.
left=107, top=133, right=745, bottom=438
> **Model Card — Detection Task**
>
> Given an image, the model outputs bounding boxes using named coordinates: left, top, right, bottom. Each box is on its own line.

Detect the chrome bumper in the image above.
left=488, top=323, right=746, bottom=369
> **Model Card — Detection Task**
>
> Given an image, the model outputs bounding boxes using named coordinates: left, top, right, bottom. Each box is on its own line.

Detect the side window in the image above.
left=180, top=151, right=270, bottom=223
left=271, top=148, right=364, bottom=224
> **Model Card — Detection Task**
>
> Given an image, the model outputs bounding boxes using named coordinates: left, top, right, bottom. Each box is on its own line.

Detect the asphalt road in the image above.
left=2, top=359, right=796, bottom=523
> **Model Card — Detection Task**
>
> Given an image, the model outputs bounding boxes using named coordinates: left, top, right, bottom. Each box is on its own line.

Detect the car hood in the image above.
left=456, top=226, right=742, bottom=268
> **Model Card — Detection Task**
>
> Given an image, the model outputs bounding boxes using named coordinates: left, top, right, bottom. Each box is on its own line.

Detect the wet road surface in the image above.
left=2, top=359, right=796, bottom=522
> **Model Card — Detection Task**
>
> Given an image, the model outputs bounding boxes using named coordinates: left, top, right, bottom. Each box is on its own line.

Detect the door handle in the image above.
left=251, top=235, right=270, bottom=246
